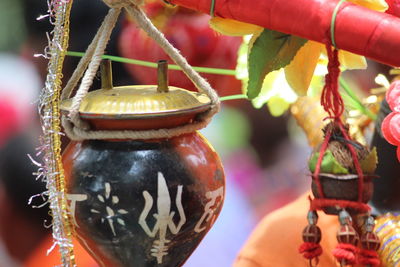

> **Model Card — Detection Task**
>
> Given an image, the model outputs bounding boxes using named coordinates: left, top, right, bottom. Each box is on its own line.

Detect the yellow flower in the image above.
left=210, top=0, right=388, bottom=96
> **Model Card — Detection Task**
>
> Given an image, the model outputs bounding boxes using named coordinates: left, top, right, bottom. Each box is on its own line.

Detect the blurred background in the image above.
left=0, top=0, right=389, bottom=266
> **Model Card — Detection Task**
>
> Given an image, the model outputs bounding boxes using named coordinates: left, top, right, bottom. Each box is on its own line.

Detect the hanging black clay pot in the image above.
left=311, top=173, right=376, bottom=215
left=61, top=61, right=225, bottom=267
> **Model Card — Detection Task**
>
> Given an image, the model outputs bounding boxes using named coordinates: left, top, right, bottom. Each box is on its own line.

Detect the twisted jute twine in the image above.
left=62, top=0, right=220, bottom=141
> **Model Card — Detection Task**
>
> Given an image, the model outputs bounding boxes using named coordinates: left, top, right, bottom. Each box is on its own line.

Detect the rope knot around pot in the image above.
left=61, top=3, right=220, bottom=141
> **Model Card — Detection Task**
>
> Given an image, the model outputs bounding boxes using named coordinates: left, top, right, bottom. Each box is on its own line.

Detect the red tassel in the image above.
left=299, top=242, right=323, bottom=259
left=332, top=243, right=357, bottom=265
left=358, top=249, right=380, bottom=266
left=310, top=198, right=370, bottom=213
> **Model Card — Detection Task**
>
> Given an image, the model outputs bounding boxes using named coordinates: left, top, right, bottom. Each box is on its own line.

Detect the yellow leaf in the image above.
left=209, top=17, right=262, bottom=36
left=360, top=147, right=378, bottom=174
left=284, top=41, right=322, bottom=96
left=348, top=0, right=388, bottom=12
left=339, top=50, right=367, bottom=70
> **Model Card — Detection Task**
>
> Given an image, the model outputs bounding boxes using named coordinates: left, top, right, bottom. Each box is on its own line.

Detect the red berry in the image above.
left=386, top=81, right=400, bottom=111
left=389, top=112, right=400, bottom=143
left=382, top=112, right=400, bottom=145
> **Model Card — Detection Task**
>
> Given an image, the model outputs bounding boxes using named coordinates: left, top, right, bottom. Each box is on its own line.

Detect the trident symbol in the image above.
left=138, top=172, right=186, bottom=264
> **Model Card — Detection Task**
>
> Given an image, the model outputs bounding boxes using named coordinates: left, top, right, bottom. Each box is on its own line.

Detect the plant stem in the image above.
left=339, top=77, right=377, bottom=120
left=66, top=51, right=237, bottom=76
left=219, top=94, right=248, bottom=101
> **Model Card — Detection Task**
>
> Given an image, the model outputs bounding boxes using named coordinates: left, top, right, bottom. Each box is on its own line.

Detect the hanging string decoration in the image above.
left=298, top=1, right=380, bottom=264
left=34, top=0, right=76, bottom=265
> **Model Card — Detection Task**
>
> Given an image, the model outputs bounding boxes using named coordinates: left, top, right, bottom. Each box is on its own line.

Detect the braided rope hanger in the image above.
left=62, top=0, right=220, bottom=141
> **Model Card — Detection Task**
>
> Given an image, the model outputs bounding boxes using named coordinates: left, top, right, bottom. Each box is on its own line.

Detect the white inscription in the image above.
left=139, top=172, right=186, bottom=264
left=194, top=187, right=224, bottom=233
left=91, top=182, right=128, bottom=236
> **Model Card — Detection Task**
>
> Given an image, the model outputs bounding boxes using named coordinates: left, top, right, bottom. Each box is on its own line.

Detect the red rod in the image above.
left=170, top=0, right=400, bottom=67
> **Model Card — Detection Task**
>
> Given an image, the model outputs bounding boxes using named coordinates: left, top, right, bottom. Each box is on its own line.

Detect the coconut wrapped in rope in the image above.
left=309, top=122, right=378, bottom=175
left=308, top=122, right=378, bottom=215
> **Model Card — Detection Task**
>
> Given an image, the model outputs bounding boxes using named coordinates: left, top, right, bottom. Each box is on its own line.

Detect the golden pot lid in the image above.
left=60, top=85, right=211, bottom=119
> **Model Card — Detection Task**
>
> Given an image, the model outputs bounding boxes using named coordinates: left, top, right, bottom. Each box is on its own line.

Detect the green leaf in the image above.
left=309, top=150, right=349, bottom=174
left=247, top=29, right=307, bottom=99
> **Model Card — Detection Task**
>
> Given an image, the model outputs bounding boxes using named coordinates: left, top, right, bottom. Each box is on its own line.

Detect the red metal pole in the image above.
left=170, top=0, right=400, bottom=67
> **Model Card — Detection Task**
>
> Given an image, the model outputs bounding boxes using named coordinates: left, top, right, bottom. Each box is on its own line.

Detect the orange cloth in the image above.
left=234, top=192, right=364, bottom=267
left=24, top=236, right=98, bottom=267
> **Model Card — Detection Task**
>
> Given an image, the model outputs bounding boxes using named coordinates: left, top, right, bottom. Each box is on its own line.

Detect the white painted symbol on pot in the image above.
left=91, top=182, right=129, bottom=236
left=67, top=193, right=88, bottom=227
left=194, top=186, right=224, bottom=233
left=139, top=172, right=186, bottom=264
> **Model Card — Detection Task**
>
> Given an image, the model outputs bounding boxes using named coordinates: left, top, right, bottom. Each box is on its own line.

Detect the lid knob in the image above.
left=101, top=60, right=113, bottom=90
left=157, top=60, right=169, bottom=93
